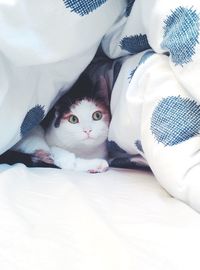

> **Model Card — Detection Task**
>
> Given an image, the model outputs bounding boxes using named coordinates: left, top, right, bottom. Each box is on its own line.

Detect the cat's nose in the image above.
left=83, top=129, right=92, bottom=135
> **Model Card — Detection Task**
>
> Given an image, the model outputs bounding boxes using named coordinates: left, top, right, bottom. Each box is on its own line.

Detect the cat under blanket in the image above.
left=2, top=74, right=111, bottom=173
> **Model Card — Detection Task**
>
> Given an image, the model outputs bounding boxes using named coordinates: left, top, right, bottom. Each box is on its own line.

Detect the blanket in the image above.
left=101, top=0, right=200, bottom=212
left=1, top=0, right=200, bottom=212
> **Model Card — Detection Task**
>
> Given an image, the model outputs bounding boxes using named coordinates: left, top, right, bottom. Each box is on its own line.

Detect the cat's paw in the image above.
left=32, top=149, right=54, bottom=164
left=51, top=146, right=76, bottom=170
left=87, top=159, right=109, bottom=173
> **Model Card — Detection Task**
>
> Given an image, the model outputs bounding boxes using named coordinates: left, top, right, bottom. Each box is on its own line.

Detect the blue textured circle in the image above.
left=135, top=140, right=144, bottom=153
left=151, top=96, right=200, bottom=146
left=120, top=34, right=151, bottom=54
left=125, top=0, right=135, bottom=17
left=161, top=7, right=200, bottom=65
left=21, top=105, right=45, bottom=137
left=63, top=0, right=107, bottom=16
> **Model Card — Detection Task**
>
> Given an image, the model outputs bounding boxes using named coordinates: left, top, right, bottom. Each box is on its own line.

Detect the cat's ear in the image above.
left=95, top=75, right=110, bottom=106
left=41, top=106, right=59, bottom=130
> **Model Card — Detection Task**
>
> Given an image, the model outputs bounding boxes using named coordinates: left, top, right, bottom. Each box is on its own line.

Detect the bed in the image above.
left=1, top=0, right=200, bottom=269
left=0, top=164, right=200, bottom=270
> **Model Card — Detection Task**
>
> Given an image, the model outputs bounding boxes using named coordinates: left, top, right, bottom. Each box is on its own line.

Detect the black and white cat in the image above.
left=2, top=74, right=111, bottom=173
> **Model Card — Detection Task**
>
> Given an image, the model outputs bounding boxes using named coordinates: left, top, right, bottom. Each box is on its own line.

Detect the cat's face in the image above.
left=55, top=99, right=110, bottom=149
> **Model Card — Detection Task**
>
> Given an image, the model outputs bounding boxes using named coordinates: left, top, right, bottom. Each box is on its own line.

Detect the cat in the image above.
left=1, top=74, right=111, bottom=173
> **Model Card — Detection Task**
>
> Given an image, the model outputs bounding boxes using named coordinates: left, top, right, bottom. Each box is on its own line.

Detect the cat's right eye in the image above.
left=68, top=115, right=79, bottom=124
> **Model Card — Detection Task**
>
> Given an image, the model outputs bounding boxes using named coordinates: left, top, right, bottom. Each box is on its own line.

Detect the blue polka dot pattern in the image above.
left=63, top=0, right=107, bottom=16
left=120, top=35, right=151, bottom=54
left=125, top=0, right=135, bottom=17
left=151, top=96, right=200, bottom=146
left=161, top=7, right=200, bottom=66
left=21, top=105, right=45, bottom=137
left=135, top=140, right=144, bottom=153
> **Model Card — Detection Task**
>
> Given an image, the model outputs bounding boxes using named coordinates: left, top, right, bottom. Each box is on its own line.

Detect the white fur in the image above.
left=14, top=125, right=50, bottom=153
left=51, top=146, right=108, bottom=173
left=46, top=100, right=109, bottom=159
left=14, top=100, right=109, bottom=172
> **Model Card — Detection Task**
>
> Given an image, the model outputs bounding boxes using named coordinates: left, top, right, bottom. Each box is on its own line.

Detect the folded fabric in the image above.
left=0, top=0, right=125, bottom=153
left=101, top=0, right=200, bottom=212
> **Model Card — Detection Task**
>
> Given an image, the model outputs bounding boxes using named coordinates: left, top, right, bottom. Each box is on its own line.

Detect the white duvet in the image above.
left=0, top=165, right=199, bottom=270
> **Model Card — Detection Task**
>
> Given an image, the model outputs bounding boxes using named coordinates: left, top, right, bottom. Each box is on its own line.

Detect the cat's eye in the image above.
left=68, top=115, right=79, bottom=124
left=92, top=111, right=102, bottom=121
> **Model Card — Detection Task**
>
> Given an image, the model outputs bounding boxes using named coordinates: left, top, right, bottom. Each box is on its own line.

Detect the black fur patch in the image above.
left=0, top=150, right=59, bottom=168
left=42, top=73, right=110, bottom=129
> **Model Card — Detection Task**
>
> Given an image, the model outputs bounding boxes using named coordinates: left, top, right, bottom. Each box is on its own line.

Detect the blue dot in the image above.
left=151, top=96, right=200, bottom=146
left=63, top=0, right=107, bottom=16
left=125, top=0, right=135, bottom=17
left=135, top=140, right=144, bottom=153
left=120, top=34, right=151, bottom=54
left=161, top=7, right=200, bottom=65
left=21, top=105, right=45, bottom=137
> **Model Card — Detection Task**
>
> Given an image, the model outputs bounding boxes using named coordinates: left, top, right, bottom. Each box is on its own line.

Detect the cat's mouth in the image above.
left=83, top=135, right=95, bottom=141
left=84, top=136, right=93, bottom=140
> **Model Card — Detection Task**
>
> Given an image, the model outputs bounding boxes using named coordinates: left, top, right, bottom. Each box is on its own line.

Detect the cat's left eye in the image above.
left=68, top=115, right=79, bottom=124
left=92, top=111, right=102, bottom=121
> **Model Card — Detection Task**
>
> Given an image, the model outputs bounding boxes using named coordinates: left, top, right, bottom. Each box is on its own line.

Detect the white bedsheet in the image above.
left=0, top=165, right=199, bottom=270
